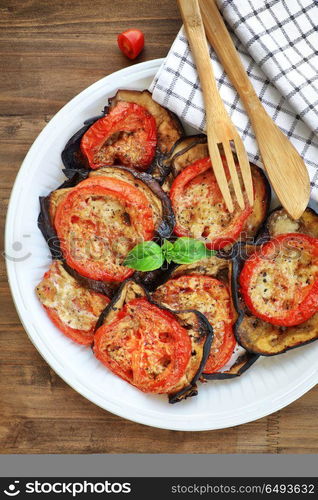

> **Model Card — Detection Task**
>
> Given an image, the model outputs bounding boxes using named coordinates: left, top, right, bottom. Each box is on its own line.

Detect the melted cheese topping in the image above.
left=153, top=275, right=232, bottom=354
left=94, top=130, right=149, bottom=167
left=89, top=167, right=162, bottom=228
left=71, top=194, right=140, bottom=263
left=57, top=186, right=153, bottom=282
left=175, top=171, right=235, bottom=240
left=36, top=261, right=108, bottom=331
left=248, top=244, right=318, bottom=316
left=269, top=212, right=300, bottom=236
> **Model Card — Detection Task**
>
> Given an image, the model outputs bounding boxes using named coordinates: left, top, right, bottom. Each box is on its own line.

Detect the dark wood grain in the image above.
left=1, top=0, right=317, bottom=455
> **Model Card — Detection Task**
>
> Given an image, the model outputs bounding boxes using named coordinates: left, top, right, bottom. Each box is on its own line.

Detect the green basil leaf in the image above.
left=123, top=241, right=164, bottom=271
left=161, top=239, right=174, bottom=263
left=170, top=237, right=215, bottom=264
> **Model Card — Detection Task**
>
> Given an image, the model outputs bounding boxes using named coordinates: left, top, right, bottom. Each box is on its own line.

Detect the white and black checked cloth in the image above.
left=149, top=0, right=318, bottom=201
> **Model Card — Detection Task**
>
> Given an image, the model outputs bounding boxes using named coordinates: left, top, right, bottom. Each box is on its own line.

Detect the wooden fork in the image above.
left=177, top=0, right=254, bottom=213
left=200, top=0, right=310, bottom=219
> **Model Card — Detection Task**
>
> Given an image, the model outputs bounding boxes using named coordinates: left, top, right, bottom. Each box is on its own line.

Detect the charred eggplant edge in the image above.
left=61, top=115, right=105, bottom=173
left=203, top=351, right=259, bottom=380
left=166, top=134, right=207, bottom=162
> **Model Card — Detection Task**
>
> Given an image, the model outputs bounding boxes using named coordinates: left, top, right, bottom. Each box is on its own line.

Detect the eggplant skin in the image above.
left=61, top=115, right=105, bottom=174
left=62, top=262, right=118, bottom=298
left=38, top=196, right=62, bottom=260
left=166, top=134, right=207, bottom=162
left=203, top=352, right=259, bottom=380
left=232, top=242, right=318, bottom=356
left=95, top=279, right=213, bottom=403
left=168, top=310, right=213, bottom=403
left=170, top=254, right=230, bottom=284
left=243, top=166, right=271, bottom=240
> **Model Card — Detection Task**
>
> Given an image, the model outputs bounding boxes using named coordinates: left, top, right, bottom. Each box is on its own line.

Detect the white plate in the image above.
left=5, top=59, right=318, bottom=431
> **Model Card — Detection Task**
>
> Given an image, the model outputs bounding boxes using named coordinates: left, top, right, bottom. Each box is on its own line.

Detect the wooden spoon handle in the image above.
left=177, top=0, right=225, bottom=125
left=199, top=0, right=261, bottom=116
left=177, top=0, right=234, bottom=211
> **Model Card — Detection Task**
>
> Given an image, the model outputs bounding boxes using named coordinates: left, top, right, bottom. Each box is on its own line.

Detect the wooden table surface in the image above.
left=1, top=0, right=317, bottom=455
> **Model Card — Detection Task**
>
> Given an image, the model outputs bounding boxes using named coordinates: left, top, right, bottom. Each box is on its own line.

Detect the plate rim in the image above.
left=5, top=58, right=318, bottom=432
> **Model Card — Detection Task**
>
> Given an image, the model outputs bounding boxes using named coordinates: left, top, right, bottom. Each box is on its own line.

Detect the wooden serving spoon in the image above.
left=200, top=0, right=310, bottom=219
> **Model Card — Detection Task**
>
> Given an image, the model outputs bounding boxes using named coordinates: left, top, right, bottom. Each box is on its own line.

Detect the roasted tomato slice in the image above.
left=80, top=101, right=157, bottom=170
left=170, top=157, right=253, bottom=250
left=153, top=275, right=236, bottom=373
left=36, top=260, right=110, bottom=345
left=54, top=176, right=156, bottom=282
left=94, top=297, right=192, bottom=393
left=239, top=233, right=318, bottom=327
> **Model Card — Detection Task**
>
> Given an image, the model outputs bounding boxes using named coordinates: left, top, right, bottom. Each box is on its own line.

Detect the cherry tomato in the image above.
left=117, top=29, right=144, bottom=60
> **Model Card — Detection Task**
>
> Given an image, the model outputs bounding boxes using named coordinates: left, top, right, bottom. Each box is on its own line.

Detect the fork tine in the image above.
left=208, top=139, right=234, bottom=213
left=222, top=141, right=245, bottom=210
left=233, top=135, right=254, bottom=205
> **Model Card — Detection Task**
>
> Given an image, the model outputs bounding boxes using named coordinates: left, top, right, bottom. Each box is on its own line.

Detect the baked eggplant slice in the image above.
left=165, top=134, right=207, bottom=162
left=170, top=255, right=230, bottom=283
left=38, top=171, right=120, bottom=296
left=232, top=242, right=318, bottom=355
left=259, top=206, right=318, bottom=241
left=36, top=260, right=110, bottom=345
left=153, top=255, right=259, bottom=379
left=38, top=166, right=175, bottom=292
left=61, top=115, right=104, bottom=173
left=94, top=279, right=213, bottom=403
left=162, top=137, right=270, bottom=241
left=62, top=90, right=184, bottom=183
left=235, top=308, right=318, bottom=356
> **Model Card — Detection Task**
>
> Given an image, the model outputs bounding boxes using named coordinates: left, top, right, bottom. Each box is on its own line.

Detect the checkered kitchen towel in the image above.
left=149, top=0, right=318, bottom=201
